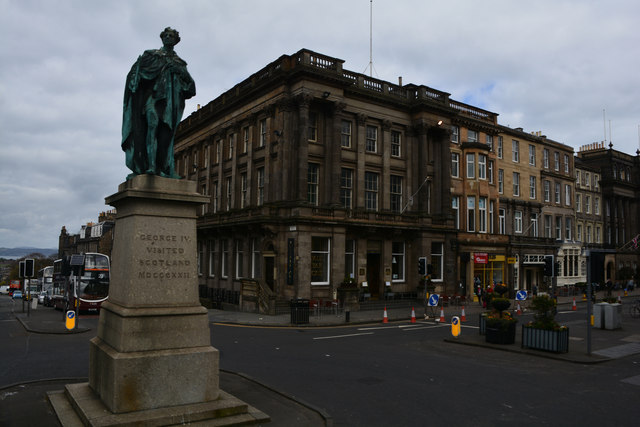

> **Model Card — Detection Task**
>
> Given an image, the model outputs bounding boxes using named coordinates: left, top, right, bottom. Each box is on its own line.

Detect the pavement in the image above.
left=4, top=288, right=640, bottom=426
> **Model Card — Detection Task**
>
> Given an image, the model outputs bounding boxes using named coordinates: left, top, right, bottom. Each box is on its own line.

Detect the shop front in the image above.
left=472, top=252, right=507, bottom=291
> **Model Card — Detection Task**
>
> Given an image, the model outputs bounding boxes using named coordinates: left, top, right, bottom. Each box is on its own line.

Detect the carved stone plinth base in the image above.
left=48, top=175, right=269, bottom=425
left=48, top=383, right=269, bottom=426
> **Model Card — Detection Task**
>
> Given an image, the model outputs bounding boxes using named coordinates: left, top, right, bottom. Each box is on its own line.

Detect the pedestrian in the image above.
left=533, top=284, right=538, bottom=297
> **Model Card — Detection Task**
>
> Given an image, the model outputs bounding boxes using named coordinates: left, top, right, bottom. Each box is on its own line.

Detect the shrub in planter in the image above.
left=485, top=298, right=517, bottom=344
left=522, top=295, right=569, bottom=353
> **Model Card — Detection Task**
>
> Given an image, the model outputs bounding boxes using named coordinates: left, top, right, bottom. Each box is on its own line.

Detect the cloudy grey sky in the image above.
left=1, top=0, right=639, bottom=249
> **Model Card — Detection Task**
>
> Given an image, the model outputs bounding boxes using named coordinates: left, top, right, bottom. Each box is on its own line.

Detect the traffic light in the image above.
left=543, top=256, right=554, bottom=277
left=418, top=257, right=427, bottom=275
left=25, top=258, right=34, bottom=278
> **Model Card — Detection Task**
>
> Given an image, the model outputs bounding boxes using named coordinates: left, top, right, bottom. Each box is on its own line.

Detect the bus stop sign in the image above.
left=65, top=310, right=76, bottom=330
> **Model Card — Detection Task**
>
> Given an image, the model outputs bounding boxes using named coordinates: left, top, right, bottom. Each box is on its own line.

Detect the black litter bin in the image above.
left=290, top=298, right=310, bottom=324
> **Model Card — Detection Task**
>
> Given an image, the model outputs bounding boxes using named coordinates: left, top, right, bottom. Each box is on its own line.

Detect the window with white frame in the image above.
left=576, top=193, right=582, bottom=212
left=311, top=237, right=330, bottom=285
left=467, top=196, right=476, bottom=232
left=259, top=119, right=267, bottom=147
left=391, top=131, right=401, bottom=157
left=529, top=176, right=536, bottom=199
left=208, top=240, right=216, bottom=277
left=498, top=169, right=504, bottom=193
left=451, top=152, right=460, bottom=178
left=556, top=216, right=562, bottom=240
left=564, top=154, right=569, bottom=174
left=554, top=152, right=560, bottom=171
left=257, top=167, right=264, bottom=206
left=340, top=168, right=353, bottom=209
left=512, top=140, right=519, bottom=162
left=390, top=175, right=403, bottom=213
left=365, top=125, right=377, bottom=152
left=489, top=201, right=495, bottom=234
left=577, top=223, right=583, bottom=241
left=225, top=177, right=232, bottom=211
left=345, top=239, right=355, bottom=279
left=430, top=242, right=443, bottom=281
left=391, top=241, right=405, bottom=282
left=486, top=134, right=494, bottom=151
left=513, top=172, right=520, bottom=196
left=452, top=196, right=460, bottom=229
left=215, top=140, right=221, bottom=163
left=251, top=238, right=261, bottom=279
left=240, top=173, right=247, bottom=208
left=515, top=211, right=523, bottom=233
left=478, top=154, right=487, bottom=180
left=565, top=217, right=572, bottom=240
left=543, top=148, right=549, bottom=169
left=565, top=184, right=571, bottom=206
left=585, top=195, right=591, bottom=214
left=308, top=112, right=317, bottom=142
left=531, top=213, right=539, bottom=237
left=364, top=171, right=379, bottom=211
left=499, top=208, right=506, bottom=234
left=529, top=145, right=536, bottom=165
left=594, top=197, right=600, bottom=215
left=235, top=240, right=244, bottom=278
left=221, top=239, right=228, bottom=278
left=242, top=127, right=249, bottom=153
left=307, top=163, right=319, bottom=205
left=555, top=183, right=561, bottom=204
left=466, top=153, right=475, bottom=178
left=545, top=215, right=552, bottom=238
left=544, top=180, right=550, bottom=202
left=228, top=133, right=235, bottom=160
left=468, top=129, right=478, bottom=143
left=479, top=197, right=487, bottom=233
left=497, top=136, right=503, bottom=158
left=212, top=181, right=219, bottom=213
left=488, top=160, right=494, bottom=184
left=198, top=240, right=204, bottom=275
left=341, top=120, right=352, bottom=148
left=451, top=125, right=459, bottom=143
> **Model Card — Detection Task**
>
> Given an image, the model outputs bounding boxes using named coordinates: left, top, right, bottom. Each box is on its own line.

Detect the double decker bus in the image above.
left=52, top=253, right=110, bottom=312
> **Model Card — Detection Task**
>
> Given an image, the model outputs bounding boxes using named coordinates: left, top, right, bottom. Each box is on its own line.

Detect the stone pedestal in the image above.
left=49, top=175, right=268, bottom=426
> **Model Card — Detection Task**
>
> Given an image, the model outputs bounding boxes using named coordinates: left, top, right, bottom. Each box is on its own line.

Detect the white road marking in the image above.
left=313, top=332, right=374, bottom=340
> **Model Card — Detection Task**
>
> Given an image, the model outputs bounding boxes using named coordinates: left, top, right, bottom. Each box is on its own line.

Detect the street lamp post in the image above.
left=584, top=249, right=592, bottom=355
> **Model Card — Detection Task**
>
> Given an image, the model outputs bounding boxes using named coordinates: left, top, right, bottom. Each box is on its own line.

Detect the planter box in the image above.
left=521, top=325, right=569, bottom=353
left=485, top=321, right=516, bottom=344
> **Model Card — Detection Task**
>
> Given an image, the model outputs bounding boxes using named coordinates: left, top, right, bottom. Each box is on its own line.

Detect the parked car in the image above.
left=0, top=285, right=10, bottom=295
left=38, top=292, right=46, bottom=304
left=12, top=290, right=23, bottom=299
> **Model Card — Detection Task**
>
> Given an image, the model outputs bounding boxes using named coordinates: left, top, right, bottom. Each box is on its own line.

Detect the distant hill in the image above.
left=0, top=247, right=58, bottom=259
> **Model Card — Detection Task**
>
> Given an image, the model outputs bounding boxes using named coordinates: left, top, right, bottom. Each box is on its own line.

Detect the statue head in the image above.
left=160, top=27, right=181, bottom=47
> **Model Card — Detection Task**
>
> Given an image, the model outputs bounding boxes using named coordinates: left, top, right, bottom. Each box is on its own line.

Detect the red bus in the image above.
left=52, top=253, right=110, bottom=313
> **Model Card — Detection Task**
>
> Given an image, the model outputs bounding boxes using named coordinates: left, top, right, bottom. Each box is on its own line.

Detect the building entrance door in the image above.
left=264, top=256, right=275, bottom=292
left=367, top=253, right=382, bottom=299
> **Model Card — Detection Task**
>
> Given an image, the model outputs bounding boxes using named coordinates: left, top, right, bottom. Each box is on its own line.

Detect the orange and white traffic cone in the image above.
left=410, top=307, right=416, bottom=323
left=383, top=307, right=388, bottom=323
left=460, top=305, right=467, bottom=322
left=438, top=306, right=445, bottom=323
left=516, top=301, right=522, bottom=315
left=572, top=297, right=577, bottom=311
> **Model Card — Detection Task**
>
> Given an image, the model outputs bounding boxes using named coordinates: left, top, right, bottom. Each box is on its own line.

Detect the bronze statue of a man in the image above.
left=121, top=27, right=195, bottom=179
